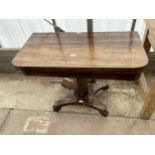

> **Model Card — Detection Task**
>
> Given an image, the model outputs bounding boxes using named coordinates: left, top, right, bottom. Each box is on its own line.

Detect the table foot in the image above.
left=94, top=84, right=109, bottom=95
left=53, top=95, right=77, bottom=112
left=84, top=101, right=108, bottom=117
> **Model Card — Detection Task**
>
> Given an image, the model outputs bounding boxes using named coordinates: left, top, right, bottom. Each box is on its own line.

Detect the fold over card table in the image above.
left=12, top=32, right=148, bottom=116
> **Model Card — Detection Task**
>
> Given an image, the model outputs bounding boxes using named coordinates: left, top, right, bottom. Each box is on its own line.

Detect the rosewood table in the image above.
left=12, top=32, right=148, bottom=116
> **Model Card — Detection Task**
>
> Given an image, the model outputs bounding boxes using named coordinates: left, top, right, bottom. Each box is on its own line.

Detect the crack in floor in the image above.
left=0, top=108, right=13, bottom=133
left=0, top=108, right=154, bottom=122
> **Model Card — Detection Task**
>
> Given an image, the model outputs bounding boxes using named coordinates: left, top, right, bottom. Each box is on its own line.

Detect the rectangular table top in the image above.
left=12, top=32, right=148, bottom=70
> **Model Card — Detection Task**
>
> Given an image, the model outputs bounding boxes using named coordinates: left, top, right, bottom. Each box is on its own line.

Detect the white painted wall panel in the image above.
left=56, top=19, right=87, bottom=32
left=0, top=19, right=146, bottom=48
left=93, top=19, right=146, bottom=40
left=93, top=19, right=133, bottom=32
left=135, top=19, right=146, bottom=40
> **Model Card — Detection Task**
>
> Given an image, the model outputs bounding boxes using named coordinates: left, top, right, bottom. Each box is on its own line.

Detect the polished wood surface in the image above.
left=13, top=32, right=148, bottom=68
left=12, top=32, right=148, bottom=80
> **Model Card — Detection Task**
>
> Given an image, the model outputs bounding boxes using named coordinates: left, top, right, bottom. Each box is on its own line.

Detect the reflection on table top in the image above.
left=12, top=32, right=148, bottom=69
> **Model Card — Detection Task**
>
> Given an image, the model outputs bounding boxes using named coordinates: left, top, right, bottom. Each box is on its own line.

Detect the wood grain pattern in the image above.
left=140, top=81, right=155, bottom=119
left=13, top=32, right=148, bottom=68
left=139, top=20, right=155, bottom=119
left=12, top=32, right=148, bottom=79
left=138, top=72, right=149, bottom=97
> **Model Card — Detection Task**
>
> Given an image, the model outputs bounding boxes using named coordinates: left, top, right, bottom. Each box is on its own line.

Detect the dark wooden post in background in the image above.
left=131, top=19, right=137, bottom=32
left=51, top=19, right=65, bottom=32
left=87, top=19, right=93, bottom=32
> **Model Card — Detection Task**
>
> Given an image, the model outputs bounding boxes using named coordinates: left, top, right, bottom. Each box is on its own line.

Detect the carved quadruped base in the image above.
left=53, top=78, right=109, bottom=117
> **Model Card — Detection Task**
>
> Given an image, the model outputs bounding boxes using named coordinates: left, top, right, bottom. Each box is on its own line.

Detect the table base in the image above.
left=53, top=78, right=109, bottom=117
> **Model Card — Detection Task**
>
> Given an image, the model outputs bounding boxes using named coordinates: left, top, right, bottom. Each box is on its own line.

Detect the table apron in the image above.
left=18, top=67, right=143, bottom=81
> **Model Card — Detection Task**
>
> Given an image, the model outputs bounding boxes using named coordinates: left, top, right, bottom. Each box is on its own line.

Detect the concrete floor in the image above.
left=0, top=73, right=155, bottom=135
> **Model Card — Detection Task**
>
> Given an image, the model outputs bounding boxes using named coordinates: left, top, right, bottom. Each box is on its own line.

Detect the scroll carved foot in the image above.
left=53, top=95, right=77, bottom=112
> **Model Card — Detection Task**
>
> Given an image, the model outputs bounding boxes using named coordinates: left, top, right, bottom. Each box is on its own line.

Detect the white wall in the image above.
left=0, top=19, right=146, bottom=48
